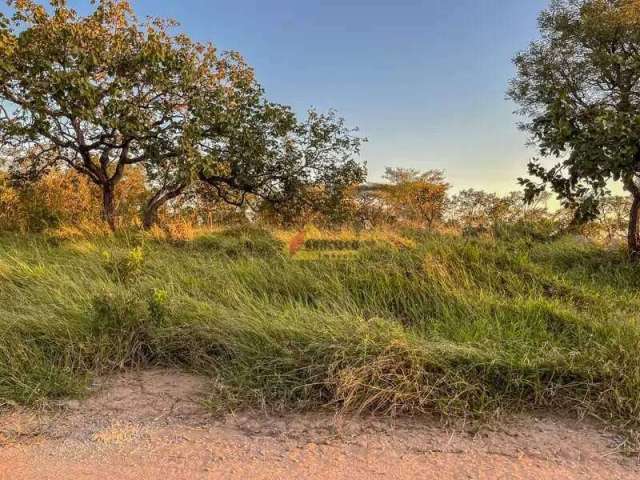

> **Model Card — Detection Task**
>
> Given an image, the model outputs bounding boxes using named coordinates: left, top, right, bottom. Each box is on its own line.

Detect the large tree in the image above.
left=0, top=1, right=365, bottom=231
left=196, top=108, right=367, bottom=225
left=140, top=49, right=260, bottom=229
left=509, top=0, right=640, bottom=257
left=0, top=0, right=254, bottom=230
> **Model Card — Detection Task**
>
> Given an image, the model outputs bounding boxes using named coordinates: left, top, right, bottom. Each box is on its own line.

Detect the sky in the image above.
left=10, top=0, right=550, bottom=193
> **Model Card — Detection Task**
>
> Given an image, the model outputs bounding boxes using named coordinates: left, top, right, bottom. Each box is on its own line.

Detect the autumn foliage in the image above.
left=0, top=167, right=146, bottom=232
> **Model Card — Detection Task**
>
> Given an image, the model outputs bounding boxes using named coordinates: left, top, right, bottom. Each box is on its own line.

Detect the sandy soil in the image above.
left=1, top=369, right=638, bottom=480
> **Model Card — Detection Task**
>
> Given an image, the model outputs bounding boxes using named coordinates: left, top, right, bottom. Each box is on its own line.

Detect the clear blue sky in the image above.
left=28, top=1, right=551, bottom=192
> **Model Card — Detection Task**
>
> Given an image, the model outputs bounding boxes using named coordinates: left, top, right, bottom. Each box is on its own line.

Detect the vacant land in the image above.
left=1, top=228, right=640, bottom=436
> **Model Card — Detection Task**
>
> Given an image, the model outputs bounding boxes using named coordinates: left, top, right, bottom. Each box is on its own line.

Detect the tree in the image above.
left=595, top=195, right=632, bottom=242
left=0, top=0, right=254, bottom=231
left=509, top=0, right=640, bottom=257
left=139, top=49, right=260, bottom=229
left=493, top=191, right=551, bottom=224
left=375, top=168, right=450, bottom=228
left=448, top=189, right=500, bottom=231
left=197, top=108, right=367, bottom=226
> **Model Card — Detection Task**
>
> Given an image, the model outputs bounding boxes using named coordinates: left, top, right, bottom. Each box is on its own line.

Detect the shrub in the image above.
left=164, top=220, right=197, bottom=243
left=148, top=288, right=170, bottom=324
left=0, top=168, right=147, bottom=233
left=102, top=246, right=145, bottom=283
left=493, top=220, right=558, bottom=243
left=193, top=227, right=284, bottom=257
left=304, top=239, right=377, bottom=251
left=89, top=290, right=154, bottom=368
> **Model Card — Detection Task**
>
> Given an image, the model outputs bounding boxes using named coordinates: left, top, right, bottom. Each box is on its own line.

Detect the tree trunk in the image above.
left=143, top=198, right=162, bottom=230
left=629, top=192, right=640, bottom=260
left=142, top=183, right=187, bottom=230
left=102, top=184, right=117, bottom=232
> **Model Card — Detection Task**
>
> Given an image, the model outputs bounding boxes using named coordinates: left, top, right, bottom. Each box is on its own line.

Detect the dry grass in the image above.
left=288, top=229, right=306, bottom=256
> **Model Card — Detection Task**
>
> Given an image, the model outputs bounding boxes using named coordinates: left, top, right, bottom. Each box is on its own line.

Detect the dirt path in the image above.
left=1, top=370, right=638, bottom=480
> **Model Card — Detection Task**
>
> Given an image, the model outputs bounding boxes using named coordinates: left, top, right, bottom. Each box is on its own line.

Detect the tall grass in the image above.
left=1, top=228, right=639, bottom=430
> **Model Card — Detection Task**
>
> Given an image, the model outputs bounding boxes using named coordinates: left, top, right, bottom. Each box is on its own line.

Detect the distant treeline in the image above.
left=0, top=166, right=631, bottom=244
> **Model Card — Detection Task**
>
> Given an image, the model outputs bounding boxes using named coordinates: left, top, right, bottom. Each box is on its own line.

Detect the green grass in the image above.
left=1, top=228, right=640, bottom=431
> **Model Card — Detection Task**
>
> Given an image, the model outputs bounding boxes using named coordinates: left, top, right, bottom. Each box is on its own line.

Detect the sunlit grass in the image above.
left=0, top=227, right=639, bottom=433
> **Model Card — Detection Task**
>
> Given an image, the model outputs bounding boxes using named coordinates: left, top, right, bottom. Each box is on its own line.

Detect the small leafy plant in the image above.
left=103, top=246, right=145, bottom=283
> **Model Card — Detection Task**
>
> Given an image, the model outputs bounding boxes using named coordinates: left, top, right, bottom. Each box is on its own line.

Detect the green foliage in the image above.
left=102, top=246, right=145, bottom=283
left=191, top=228, right=284, bottom=258
left=89, top=289, right=157, bottom=369
left=303, top=239, right=377, bottom=251
left=148, top=288, right=170, bottom=324
left=492, top=220, right=559, bottom=243
left=508, top=0, right=640, bottom=254
left=364, top=168, right=450, bottom=229
left=0, top=1, right=365, bottom=231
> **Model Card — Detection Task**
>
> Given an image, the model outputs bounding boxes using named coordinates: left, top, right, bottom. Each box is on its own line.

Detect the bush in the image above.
left=493, top=220, right=558, bottom=243
left=102, top=246, right=145, bottom=283
left=192, top=227, right=284, bottom=257
left=0, top=168, right=147, bottom=233
left=89, top=290, right=154, bottom=368
left=304, top=239, right=377, bottom=251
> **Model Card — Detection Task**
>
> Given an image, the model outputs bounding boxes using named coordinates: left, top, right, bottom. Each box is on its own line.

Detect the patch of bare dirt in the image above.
left=1, top=369, right=638, bottom=479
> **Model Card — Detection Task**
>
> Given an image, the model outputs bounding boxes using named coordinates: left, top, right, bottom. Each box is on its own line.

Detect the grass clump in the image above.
left=304, top=239, right=377, bottom=251
left=0, top=228, right=639, bottom=433
left=190, top=227, right=284, bottom=258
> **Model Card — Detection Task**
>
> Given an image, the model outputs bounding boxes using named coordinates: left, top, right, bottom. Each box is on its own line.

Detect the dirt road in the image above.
left=1, top=370, right=638, bottom=479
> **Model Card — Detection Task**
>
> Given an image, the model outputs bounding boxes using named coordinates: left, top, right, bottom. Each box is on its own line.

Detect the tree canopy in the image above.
left=509, top=0, right=640, bottom=256
left=0, top=0, right=366, bottom=230
left=374, top=168, right=449, bottom=228
left=197, top=108, right=366, bottom=227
